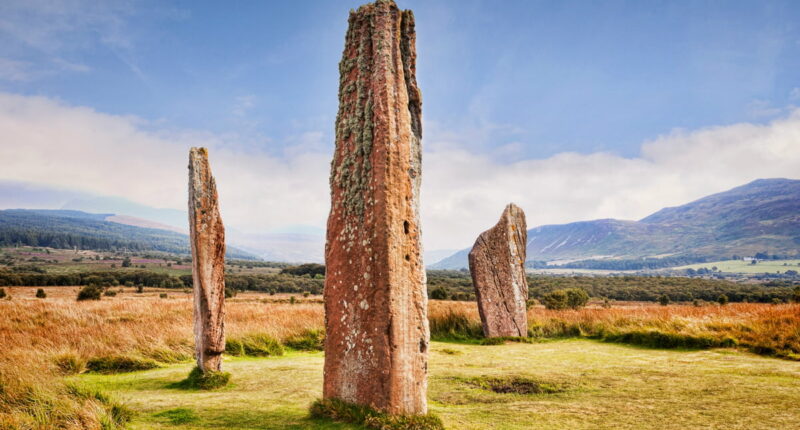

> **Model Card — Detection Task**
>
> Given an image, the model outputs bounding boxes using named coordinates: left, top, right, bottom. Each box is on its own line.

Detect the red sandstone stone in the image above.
left=188, top=147, right=226, bottom=372
left=469, top=203, right=529, bottom=338
left=323, top=0, right=428, bottom=415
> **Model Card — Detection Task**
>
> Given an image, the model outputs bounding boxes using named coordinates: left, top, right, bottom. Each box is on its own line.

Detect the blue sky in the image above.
left=1, top=0, right=800, bottom=255
left=3, top=0, right=799, bottom=158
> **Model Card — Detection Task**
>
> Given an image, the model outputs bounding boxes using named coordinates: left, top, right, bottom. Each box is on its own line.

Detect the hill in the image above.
left=433, top=178, right=800, bottom=269
left=0, top=209, right=256, bottom=259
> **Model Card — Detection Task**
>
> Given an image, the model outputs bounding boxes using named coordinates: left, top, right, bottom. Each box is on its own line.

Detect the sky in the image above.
left=1, top=0, right=799, bottom=255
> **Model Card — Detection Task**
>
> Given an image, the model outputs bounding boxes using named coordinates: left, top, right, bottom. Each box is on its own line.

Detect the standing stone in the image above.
left=188, top=147, right=226, bottom=373
left=324, top=0, right=428, bottom=415
left=469, top=203, right=528, bottom=338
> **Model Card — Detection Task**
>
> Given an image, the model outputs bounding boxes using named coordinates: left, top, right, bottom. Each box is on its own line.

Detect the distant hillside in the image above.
left=433, top=178, right=800, bottom=269
left=0, top=209, right=256, bottom=259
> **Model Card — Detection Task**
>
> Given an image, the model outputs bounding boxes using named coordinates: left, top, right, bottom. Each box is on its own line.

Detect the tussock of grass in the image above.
left=310, top=398, right=444, bottom=430
left=66, top=383, right=133, bottom=428
left=86, top=355, right=161, bottom=374
left=284, top=328, right=325, bottom=351
left=153, top=408, right=199, bottom=424
left=428, top=309, right=483, bottom=341
left=600, top=330, right=738, bottom=350
left=170, top=366, right=230, bottom=390
left=225, top=333, right=285, bottom=357
left=53, top=353, right=87, bottom=375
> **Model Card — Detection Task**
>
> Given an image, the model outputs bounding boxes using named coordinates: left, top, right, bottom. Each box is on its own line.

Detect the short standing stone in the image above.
left=323, top=0, right=429, bottom=415
left=469, top=203, right=528, bottom=338
left=188, top=147, right=226, bottom=372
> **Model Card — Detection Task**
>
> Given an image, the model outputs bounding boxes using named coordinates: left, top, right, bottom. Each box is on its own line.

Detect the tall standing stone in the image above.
left=188, top=147, right=226, bottom=373
left=469, top=203, right=528, bottom=338
left=324, top=0, right=428, bottom=415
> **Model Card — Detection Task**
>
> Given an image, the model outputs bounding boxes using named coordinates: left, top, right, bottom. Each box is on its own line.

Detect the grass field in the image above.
left=2, top=291, right=799, bottom=429
left=675, top=259, right=800, bottom=274
left=77, top=341, right=800, bottom=430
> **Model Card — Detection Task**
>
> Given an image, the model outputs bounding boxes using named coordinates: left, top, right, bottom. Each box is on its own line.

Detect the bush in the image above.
left=542, top=290, right=568, bottom=310
left=77, top=285, right=103, bottom=301
left=310, top=398, right=444, bottom=430
left=104, top=289, right=117, bottom=297
left=225, top=334, right=285, bottom=357
left=86, top=355, right=161, bottom=373
left=566, top=288, right=590, bottom=309
left=658, top=295, right=670, bottom=306
left=136, top=285, right=144, bottom=293
left=160, top=293, right=168, bottom=299
left=718, top=294, right=729, bottom=305
left=430, top=286, right=449, bottom=300
left=0, top=287, right=5, bottom=298
left=36, top=288, right=47, bottom=298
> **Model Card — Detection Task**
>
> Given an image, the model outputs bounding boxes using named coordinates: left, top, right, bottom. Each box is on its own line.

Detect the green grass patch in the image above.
left=153, top=407, right=199, bottom=424
left=168, top=366, right=231, bottom=390
left=463, top=375, right=569, bottom=395
left=53, top=353, right=87, bottom=375
left=310, top=398, right=444, bottom=430
left=86, top=355, right=161, bottom=373
left=225, top=333, right=285, bottom=357
left=284, top=329, right=325, bottom=351
left=599, top=330, right=738, bottom=350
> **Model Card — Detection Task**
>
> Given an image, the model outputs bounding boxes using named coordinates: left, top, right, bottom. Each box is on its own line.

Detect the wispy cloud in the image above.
left=0, top=92, right=798, bottom=252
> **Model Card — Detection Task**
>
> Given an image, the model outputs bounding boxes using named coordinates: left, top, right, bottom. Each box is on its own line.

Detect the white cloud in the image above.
left=0, top=92, right=330, bottom=235
left=0, top=91, right=799, bottom=254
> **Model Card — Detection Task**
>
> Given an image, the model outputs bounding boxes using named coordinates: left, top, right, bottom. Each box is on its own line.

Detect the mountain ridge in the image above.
left=432, top=178, right=800, bottom=269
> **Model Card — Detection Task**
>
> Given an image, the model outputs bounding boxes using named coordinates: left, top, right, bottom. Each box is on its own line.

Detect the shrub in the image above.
left=136, top=285, right=144, bottom=293
left=310, top=398, right=444, bottom=430
left=542, top=290, right=568, bottom=310
left=658, top=295, right=670, bottom=306
left=566, top=288, right=590, bottom=309
left=718, top=294, right=729, bottom=305
left=430, top=286, right=449, bottom=300
left=86, top=355, right=161, bottom=373
left=0, top=287, right=5, bottom=298
left=284, top=329, right=325, bottom=351
left=160, top=293, right=168, bottom=299
left=225, top=287, right=236, bottom=298
left=36, top=288, right=47, bottom=298
left=792, top=287, right=800, bottom=303
left=77, top=285, right=102, bottom=301
left=104, top=289, right=117, bottom=297
left=225, top=333, right=284, bottom=357
left=171, top=367, right=230, bottom=390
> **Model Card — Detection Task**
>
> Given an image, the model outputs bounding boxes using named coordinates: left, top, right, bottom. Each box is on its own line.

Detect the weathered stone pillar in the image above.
left=188, top=147, right=226, bottom=372
left=469, top=203, right=528, bottom=338
left=323, top=0, right=428, bottom=415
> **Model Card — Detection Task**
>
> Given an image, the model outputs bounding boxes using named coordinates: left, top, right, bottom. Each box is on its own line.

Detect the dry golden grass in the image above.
left=0, top=290, right=323, bottom=429
left=430, top=300, right=800, bottom=358
left=2, top=290, right=798, bottom=428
